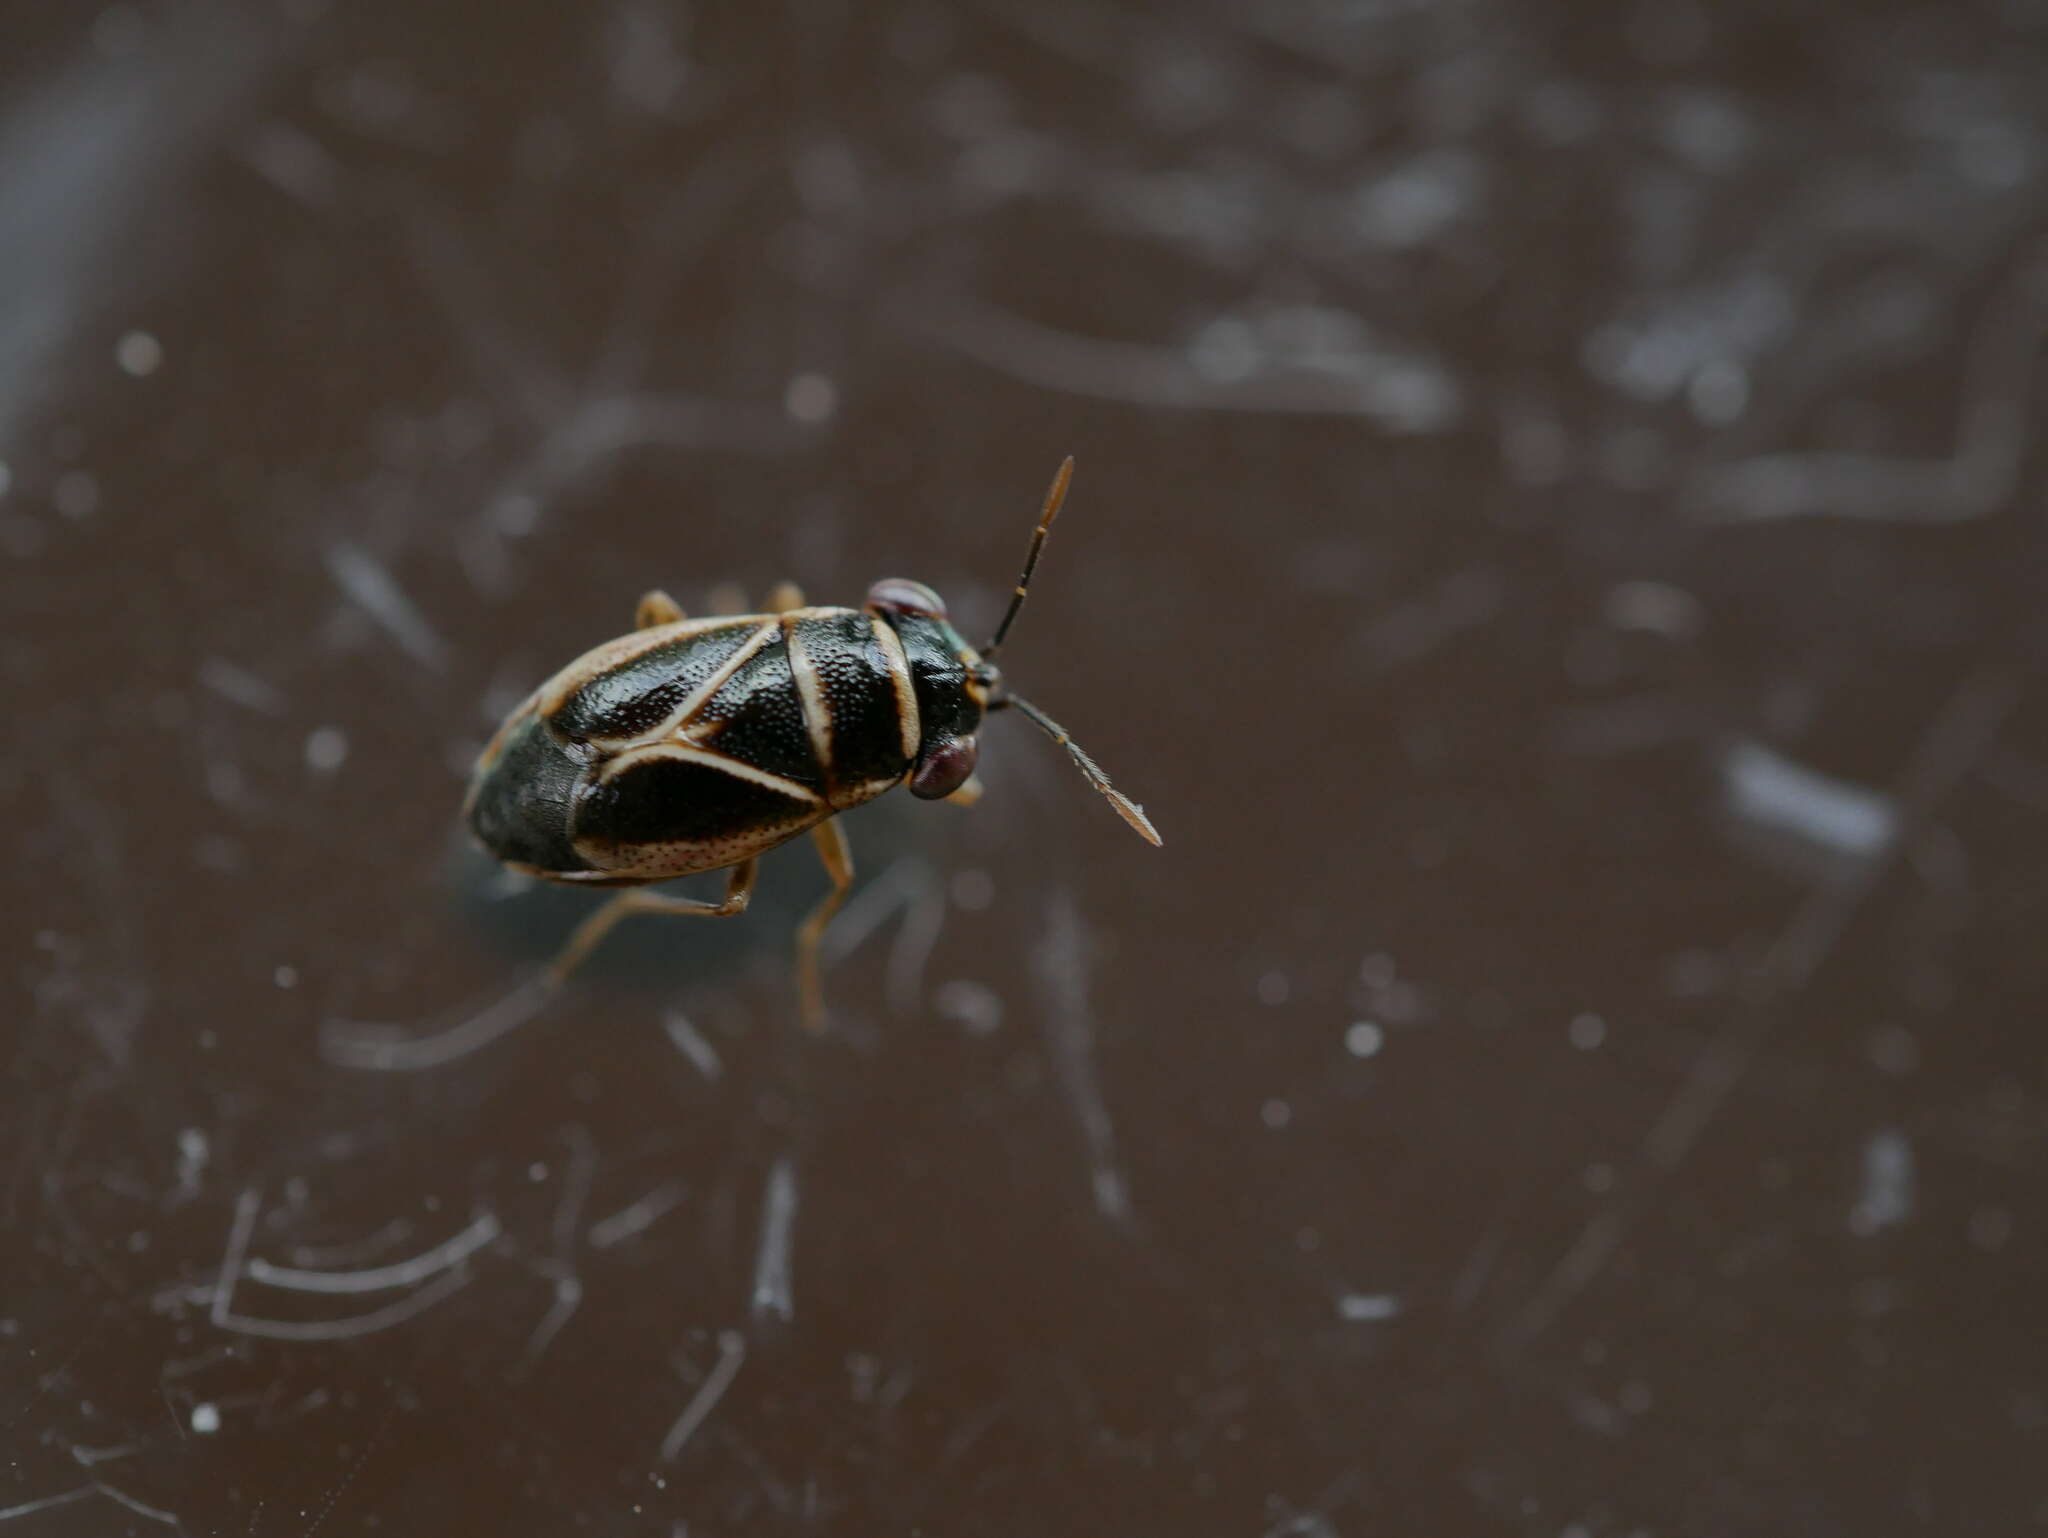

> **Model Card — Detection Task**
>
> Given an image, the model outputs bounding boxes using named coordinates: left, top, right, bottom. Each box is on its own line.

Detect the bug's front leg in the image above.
left=636, top=590, right=686, bottom=629
left=796, top=819, right=852, bottom=1033
left=546, top=859, right=758, bottom=989
left=764, top=581, right=807, bottom=614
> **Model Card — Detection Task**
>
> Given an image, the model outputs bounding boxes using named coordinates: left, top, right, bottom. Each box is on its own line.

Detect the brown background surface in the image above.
left=5, top=2, right=2048, bottom=1534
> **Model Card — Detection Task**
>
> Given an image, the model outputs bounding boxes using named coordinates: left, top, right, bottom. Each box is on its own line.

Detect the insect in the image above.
left=463, top=458, right=1160, bottom=1029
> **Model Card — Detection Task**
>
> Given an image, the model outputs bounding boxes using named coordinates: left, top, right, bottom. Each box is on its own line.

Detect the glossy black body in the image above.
left=464, top=602, right=985, bottom=885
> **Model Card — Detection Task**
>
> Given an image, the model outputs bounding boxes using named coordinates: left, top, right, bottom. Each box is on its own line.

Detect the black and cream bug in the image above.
left=464, top=458, right=1159, bottom=1027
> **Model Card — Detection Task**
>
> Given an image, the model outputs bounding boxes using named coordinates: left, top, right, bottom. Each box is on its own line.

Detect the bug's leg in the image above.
left=944, top=775, right=984, bottom=807
left=764, top=581, right=806, bottom=614
left=636, top=589, right=686, bottom=629
left=546, top=859, right=758, bottom=989
left=795, top=819, right=853, bottom=1033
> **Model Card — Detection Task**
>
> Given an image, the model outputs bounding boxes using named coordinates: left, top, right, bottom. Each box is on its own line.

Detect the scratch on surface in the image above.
left=1033, top=893, right=1133, bottom=1224
left=485, top=392, right=804, bottom=522
left=921, top=293, right=1462, bottom=431
left=198, top=655, right=285, bottom=714
left=67, top=1442, right=140, bottom=1468
left=321, top=975, right=554, bottom=1071
left=662, top=1010, right=723, bottom=1079
left=1508, top=667, right=2024, bottom=1345
left=208, top=1187, right=260, bottom=1328
left=0, top=1486, right=94, bottom=1523
left=244, top=1212, right=500, bottom=1294
left=551, top=1123, right=599, bottom=1254
left=202, top=1188, right=479, bottom=1340
left=750, top=1157, right=799, bottom=1323
left=92, top=1483, right=179, bottom=1527
left=819, top=856, right=947, bottom=1014
left=1848, top=1128, right=1915, bottom=1236
left=589, top=1181, right=685, bottom=1249
left=519, top=1262, right=584, bottom=1372
left=660, top=1330, right=746, bottom=1462
left=1721, top=739, right=1897, bottom=863
left=323, top=540, right=448, bottom=669
left=216, top=1265, right=475, bottom=1341
left=517, top=1125, right=598, bottom=1371
left=1686, top=250, right=2048, bottom=522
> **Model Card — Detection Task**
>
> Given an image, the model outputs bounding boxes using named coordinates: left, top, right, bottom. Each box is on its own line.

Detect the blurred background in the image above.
left=5, top=1, right=2047, bottom=1533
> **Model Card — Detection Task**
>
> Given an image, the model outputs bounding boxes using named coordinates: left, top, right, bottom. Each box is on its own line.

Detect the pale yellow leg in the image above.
left=636, top=589, right=685, bottom=629
left=795, top=820, right=853, bottom=1033
left=547, top=860, right=757, bottom=988
left=944, top=775, right=984, bottom=807
left=764, top=581, right=807, bottom=614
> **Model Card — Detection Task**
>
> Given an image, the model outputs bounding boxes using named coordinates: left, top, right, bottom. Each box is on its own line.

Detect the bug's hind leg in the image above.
left=546, top=859, right=758, bottom=989
left=764, top=581, right=807, bottom=614
left=636, top=590, right=686, bottom=629
left=795, top=819, right=853, bottom=1033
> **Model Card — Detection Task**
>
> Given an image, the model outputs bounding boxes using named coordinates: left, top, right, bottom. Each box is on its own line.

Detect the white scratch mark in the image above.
left=589, top=1181, right=685, bottom=1249
left=1264, top=1518, right=1339, bottom=1538
left=660, top=1331, right=746, bottom=1462
left=208, top=1187, right=260, bottom=1327
left=67, top=1442, right=139, bottom=1468
left=1849, top=1129, right=1915, bottom=1236
left=662, top=1011, right=722, bottom=1079
left=244, top=1212, right=499, bottom=1294
left=552, top=1124, right=598, bottom=1254
left=1335, top=1292, right=1403, bottom=1322
left=0, top=1486, right=94, bottom=1522
left=519, top=1262, right=584, bottom=1370
left=1509, top=669, right=2022, bottom=1346
left=321, top=975, right=553, bottom=1071
left=1723, top=739, right=1896, bottom=863
left=933, top=978, right=1004, bottom=1036
left=1034, top=893, right=1132, bottom=1224
left=92, top=1482, right=180, bottom=1526
left=818, top=856, right=948, bottom=1014
left=197, top=655, right=284, bottom=713
left=751, top=1157, right=799, bottom=1323
left=886, top=865, right=950, bottom=1016
left=213, top=1263, right=475, bottom=1341
left=323, top=540, right=448, bottom=669
left=926, top=294, right=1462, bottom=432
left=173, top=1126, right=208, bottom=1199
left=1686, top=250, right=2048, bottom=523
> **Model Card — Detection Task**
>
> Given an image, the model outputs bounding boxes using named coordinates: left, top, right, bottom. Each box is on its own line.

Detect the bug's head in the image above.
left=861, top=460, right=1162, bottom=847
left=864, top=577, right=992, bottom=800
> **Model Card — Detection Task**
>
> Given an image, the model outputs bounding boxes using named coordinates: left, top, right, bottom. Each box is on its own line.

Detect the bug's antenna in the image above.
left=981, top=456, right=1073, bottom=660
left=1004, top=693, right=1162, bottom=846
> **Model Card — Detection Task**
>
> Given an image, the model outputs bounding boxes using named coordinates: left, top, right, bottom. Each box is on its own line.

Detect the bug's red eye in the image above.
left=866, top=578, right=948, bottom=619
left=909, top=735, right=978, bottom=799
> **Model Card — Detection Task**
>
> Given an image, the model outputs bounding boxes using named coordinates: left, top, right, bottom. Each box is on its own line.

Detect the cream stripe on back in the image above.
left=656, top=619, right=780, bottom=746
left=537, top=615, right=759, bottom=721
left=782, top=615, right=837, bottom=792
left=595, top=741, right=825, bottom=804
left=868, top=615, right=920, bottom=759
